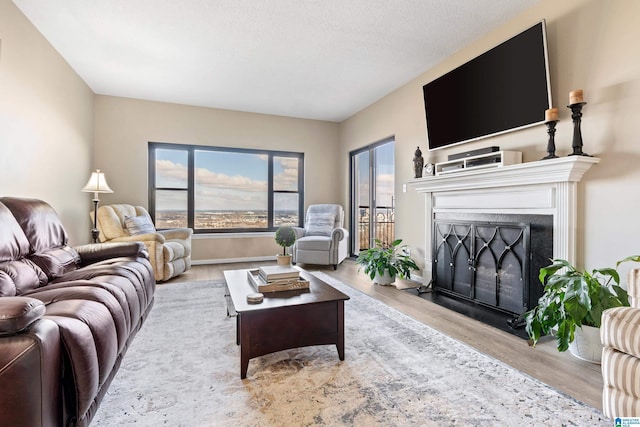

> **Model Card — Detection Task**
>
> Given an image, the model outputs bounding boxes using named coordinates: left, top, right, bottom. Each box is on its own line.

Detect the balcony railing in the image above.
left=357, top=205, right=395, bottom=250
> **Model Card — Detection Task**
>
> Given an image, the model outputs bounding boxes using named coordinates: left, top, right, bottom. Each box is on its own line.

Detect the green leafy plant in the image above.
left=356, top=238, right=419, bottom=281
left=275, top=226, right=296, bottom=255
left=525, top=255, right=640, bottom=352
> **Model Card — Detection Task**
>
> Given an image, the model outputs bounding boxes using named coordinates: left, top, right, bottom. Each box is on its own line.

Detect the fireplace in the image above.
left=432, top=214, right=552, bottom=327
left=409, top=156, right=599, bottom=336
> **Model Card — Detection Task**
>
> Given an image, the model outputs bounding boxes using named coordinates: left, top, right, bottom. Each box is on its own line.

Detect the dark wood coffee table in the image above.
left=223, top=268, right=349, bottom=379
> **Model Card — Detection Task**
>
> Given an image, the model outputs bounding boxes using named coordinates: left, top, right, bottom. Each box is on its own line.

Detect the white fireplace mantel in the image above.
left=408, top=156, right=600, bottom=280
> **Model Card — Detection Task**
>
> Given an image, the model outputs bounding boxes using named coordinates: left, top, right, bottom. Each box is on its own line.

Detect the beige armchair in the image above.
left=292, top=204, right=349, bottom=270
left=96, top=204, right=192, bottom=282
left=601, top=268, right=640, bottom=417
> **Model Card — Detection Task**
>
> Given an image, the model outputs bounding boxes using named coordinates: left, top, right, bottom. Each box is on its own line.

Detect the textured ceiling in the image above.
left=13, top=0, right=539, bottom=122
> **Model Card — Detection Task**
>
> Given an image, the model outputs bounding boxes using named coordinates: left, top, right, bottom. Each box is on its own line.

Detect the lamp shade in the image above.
left=82, top=169, right=113, bottom=194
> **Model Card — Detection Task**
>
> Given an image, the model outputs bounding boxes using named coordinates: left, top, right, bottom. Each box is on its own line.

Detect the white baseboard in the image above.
left=191, top=256, right=275, bottom=265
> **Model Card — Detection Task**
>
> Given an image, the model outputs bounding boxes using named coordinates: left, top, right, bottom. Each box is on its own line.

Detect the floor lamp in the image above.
left=82, top=169, right=113, bottom=243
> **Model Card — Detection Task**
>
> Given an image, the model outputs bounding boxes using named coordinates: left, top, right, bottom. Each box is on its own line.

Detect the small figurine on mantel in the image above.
left=413, top=146, right=424, bottom=178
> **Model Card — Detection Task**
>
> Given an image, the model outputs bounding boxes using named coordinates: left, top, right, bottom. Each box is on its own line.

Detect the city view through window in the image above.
left=152, top=146, right=301, bottom=230
left=156, top=209, right=299, bottom=230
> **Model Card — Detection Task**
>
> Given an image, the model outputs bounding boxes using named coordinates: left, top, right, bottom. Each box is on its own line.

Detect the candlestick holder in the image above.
left=542, top=120, right=558, bottom=160
left=567, top=102, right=591, bottom=156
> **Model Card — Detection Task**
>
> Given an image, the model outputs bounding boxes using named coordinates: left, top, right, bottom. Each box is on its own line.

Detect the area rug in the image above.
left=92, top=272, right=609, bottom=426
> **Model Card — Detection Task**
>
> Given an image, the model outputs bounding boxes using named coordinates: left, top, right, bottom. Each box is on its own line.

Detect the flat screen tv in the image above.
left=423, top=21, right=551, bottom=151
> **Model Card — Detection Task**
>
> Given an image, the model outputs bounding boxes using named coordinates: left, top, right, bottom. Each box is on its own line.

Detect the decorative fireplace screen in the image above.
left=432, top=219, right=537, bottom=322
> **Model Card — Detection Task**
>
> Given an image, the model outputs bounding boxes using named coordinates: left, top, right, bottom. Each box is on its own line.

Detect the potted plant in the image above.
left=525, top=255, right=640, bottom=363
left=356, top=238, right=419, bottom=285
left=275, top=226, right=296, bottom=265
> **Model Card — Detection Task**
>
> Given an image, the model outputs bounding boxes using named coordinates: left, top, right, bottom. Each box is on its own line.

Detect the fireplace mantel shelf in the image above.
left=408, top=156, right=600, bottom=193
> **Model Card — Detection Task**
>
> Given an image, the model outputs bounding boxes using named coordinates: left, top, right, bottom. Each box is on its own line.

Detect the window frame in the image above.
left=148, top=142, right=304, bottom=233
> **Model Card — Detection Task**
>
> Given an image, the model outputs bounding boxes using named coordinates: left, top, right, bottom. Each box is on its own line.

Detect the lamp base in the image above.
left=91, top=228, right=100, bottom=244
left=91, top=199, right=100, bottom=243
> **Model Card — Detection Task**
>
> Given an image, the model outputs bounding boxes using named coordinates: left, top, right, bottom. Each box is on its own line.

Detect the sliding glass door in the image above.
left=350, top=138, right=395, bottom=255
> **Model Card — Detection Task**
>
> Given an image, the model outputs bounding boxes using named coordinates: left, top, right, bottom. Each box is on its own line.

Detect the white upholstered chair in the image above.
left=292, top=204, right=349, bottom=270
left=601, top=268, right=640, bottom=418
left=96, top=204, right=192, bottom=282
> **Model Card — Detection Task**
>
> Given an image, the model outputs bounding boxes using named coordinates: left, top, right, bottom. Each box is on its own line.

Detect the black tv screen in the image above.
left=423, top=21, right=551, bottom=151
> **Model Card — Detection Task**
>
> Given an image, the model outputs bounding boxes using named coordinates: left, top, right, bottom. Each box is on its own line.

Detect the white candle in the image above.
left=545, top=108, right=558, bottom=122
left=569, top=90, right=584, bottom=104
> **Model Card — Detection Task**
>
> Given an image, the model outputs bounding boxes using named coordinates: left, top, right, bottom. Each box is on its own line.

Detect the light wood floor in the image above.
left=166, top=259, right=603, bottom=411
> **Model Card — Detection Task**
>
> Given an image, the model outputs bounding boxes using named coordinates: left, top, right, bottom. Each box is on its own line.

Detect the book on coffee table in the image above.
left=258, top=265, right=299, bottom=282
left=248, top=269, right=309, bottom=293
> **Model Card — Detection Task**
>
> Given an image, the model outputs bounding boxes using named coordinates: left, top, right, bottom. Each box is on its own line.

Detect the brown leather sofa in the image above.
left=0, top=197, right=155, bottom=427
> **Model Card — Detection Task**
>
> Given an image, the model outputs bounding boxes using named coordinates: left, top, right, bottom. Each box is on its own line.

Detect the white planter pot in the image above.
left=373, top=269, right=396, bottom=286
left=568, top=325, right=602, bottom=364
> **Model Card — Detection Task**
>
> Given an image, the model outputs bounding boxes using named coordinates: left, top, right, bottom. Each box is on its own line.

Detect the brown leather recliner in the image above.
left=0, top=197, right=155, bottom=427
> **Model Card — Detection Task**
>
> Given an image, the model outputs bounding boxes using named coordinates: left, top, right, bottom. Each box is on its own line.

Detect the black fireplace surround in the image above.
left=430, top=213, right=553, bottom=334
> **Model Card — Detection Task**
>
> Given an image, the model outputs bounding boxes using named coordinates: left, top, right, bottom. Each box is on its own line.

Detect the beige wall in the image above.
left=339, top=0, right=640, bottom=277
left=94, top=96, right=340, bottom=262
left=0, top=1, right=95, bottom=245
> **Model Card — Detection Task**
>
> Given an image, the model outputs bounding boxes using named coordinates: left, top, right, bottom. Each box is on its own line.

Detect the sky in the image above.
left=356, top=141, right=395, bottom=208
left=155, top=148, right=299, bottom=211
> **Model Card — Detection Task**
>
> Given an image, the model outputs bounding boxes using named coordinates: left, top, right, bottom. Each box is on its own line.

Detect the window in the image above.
left=149, top=142, right=304, bottom=232
left=349, top=138, right=395, bottom=254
